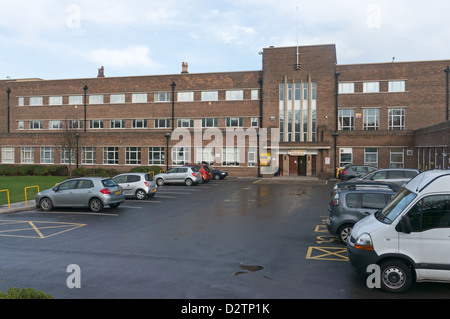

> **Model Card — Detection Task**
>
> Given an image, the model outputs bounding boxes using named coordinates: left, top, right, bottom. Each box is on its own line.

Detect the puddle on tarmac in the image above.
left=234, top=265, right=264, bottom=276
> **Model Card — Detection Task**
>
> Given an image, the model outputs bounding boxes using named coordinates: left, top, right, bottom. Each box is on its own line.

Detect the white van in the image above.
left=347, top=170, right=450, bottom=293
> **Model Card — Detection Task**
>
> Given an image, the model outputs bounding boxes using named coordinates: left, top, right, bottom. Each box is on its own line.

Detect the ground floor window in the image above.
left=339, top=148, right=352, bottom=166
left=390, top=148, right=404, bottom=168
left=1, top=147, right=14, bottom=164
left=82, top=147, right=96, bottom=165
left=149, top=147, right=165, bottom=165
left=223, top=147, right=240, bottom=166
left=172, top=147, right=190, bottom=165
left=40, top=147, right=54, bottom=164
left=21, top=147, right=34, bottom=164
left=103, top=147, right=119, bottom=165
left=61, top=148, right=75, bottom=165
left=364, top=148, right=378, bottom=167
left=126, top=147, right=141, bottom=165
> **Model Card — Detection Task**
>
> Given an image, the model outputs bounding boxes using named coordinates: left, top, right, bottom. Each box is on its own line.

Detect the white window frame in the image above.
left=69, top=96, right=83, bottom=105
left=202, top=118, right=218, bottom=128
left=1, top=147, right=15, bottom=164
left=148, top=147, right=165, bottom=165
left=29, top=121, right=43, bottom=130
left=154, top=92, right=170, bottom=102
left=110, top=94, right=125, bottom=104
left=172, top=147, right=190, bottom=165
left=21, top=147, right=34, bottom=164
left=29, top=96, right=43, bottom=106
left=40, top=147, right=54, bottom=164
left=132, top=119, right=147, bottom=129
left=110, top=119, right=125, bottom=129
left=388, top=80, right=406, bottom=92
left=390, top=148, right=404, bottom=168
left=363, top=108, right=379, bottom=130
left=338, top=109, right=354, bottom=130
left=82, top=147, right=96, bottom=165
left=363, top=82, right=380, bottom=93
left=49, top=120, right=63, bottom=130
left=49, top=96, right=63, bottom=106
left=103, top=147, right=119, bottom=165
left=154, top=119, right=171, bottom=128
left=226, top=117, right=243, bottom=127
left=248, top=147, right=256, bottom=167
left=177, top=91, right=194, bottom=102
left=338, top=83, right=355, bottom=94
left=177, top=118, right=194, bottom=128
left=388, top=108, right=406, bottom=130
left=89, top=120, right=104, bottom=129
left=364, top=148, right=378, bottom=167
left=126, top=147, right=141, bottom=165
left=225, top=90, right=243, bottom=101
left=132, top=93, right=147, bottom=103
left=195, top=147, right=214, bottom=165
left=251, top=89, right=259, bottom=100
left=89, top=95, right=104, bottom=104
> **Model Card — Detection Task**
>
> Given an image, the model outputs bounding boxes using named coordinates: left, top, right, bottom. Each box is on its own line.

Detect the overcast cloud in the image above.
left=0, top=0, right=449, bottom=79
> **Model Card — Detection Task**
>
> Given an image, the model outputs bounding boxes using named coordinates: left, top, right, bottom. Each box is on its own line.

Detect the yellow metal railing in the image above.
left=0, top=189, right=11, bottom=209
left=24, top=185, right=39, bottom=206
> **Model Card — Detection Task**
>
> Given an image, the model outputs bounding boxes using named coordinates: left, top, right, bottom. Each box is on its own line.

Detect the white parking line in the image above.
left=37, top=211, right=119, bottom=217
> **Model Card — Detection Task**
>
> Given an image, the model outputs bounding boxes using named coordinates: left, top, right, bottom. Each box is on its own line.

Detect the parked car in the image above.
left=154, top=166, right=202, bottom=186
left=355, top=168, right=420, bottom=186
left=348, top=170, right=450, bottom=293
left=211, top=167, right=228, bottom=180
left=327, top=185, right=398, bottom=244
left=186, top=164, right=212, bottom=182
left=331, top=180, right=402, bottom=197
left=35, top=177, right=125, bottom=212
left=113, top=173, right=157, bottom=200
left=340, top=165, right=377, bottom=180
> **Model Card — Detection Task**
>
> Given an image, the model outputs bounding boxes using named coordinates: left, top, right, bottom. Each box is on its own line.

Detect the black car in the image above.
left=211, top=168, right=228, bottom=180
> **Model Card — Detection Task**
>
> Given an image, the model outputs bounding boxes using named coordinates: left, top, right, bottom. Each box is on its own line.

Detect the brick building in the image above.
left=1, top=44, right=449, bottom=177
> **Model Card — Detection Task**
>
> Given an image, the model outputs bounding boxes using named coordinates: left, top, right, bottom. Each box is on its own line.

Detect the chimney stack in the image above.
left=181, top=62, right=189, bottom=74
left=98, top=66, right=105, bottom=78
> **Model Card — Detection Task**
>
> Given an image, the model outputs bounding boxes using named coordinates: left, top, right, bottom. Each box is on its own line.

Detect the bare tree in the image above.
left=53, top=118, right=82, bottom=177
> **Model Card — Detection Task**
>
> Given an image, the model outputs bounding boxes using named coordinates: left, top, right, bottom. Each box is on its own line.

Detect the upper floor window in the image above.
left=202, top=118, right=218, bottom=128
left=388, top=108, right=406, bottom=130
left=177, top=91, right=194, bottom=102
left=29, top=96, right=43, bottom=106
left=154, top=92, right=170, bottom=102
left=388, top=81, right=406, bottom=92
left=30, top=121, right=43, bottom=130
left=251, top=89, right=259, bottom=100
left=18, top=97, right=24, bottom=106
left=132, top=93, right=147, bottom=103
left=110, top=119, right=125, bottom=129
left=226, top=117, right=243, bottom=127
left=89, top=95, right=104, bottom=104
left=69, top=95, right=83, bottom=105
left=363, top=82, right=380, bottom=93
left=90, top=120, right=104, bottom=129
left=226, top=90, right=243, bottom=101
left=110, top=94, right=125, bottom=104
left=49, top=96, right=63, bottom=105
left=201, top=91, right=218, bottom=101
left=154, top=119, right=171, bottom=128
left=132, top=119, right=147, bottom=129
left=338, top=109, right=354, bottom=130
left=338, top=83, right=354, bottom=94
left=49, top=120, right=63, bottom=130
left=178, top=118, right=194, bottom=128
left=363, top=108, right=379, bottom=130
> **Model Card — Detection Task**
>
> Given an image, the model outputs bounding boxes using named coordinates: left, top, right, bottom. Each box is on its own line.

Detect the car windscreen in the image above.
left=375, top=188, right=417, bottom=224
left=102, top=179, right=118, bottom=187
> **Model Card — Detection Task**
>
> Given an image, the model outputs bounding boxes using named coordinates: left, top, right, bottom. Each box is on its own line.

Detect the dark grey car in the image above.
left=326, top=186, right=398, bottom=244
left=355, top=168, right=420, bottom=186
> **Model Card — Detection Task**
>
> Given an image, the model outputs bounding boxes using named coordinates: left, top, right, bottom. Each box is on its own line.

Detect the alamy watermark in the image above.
left=66, top=264, right=81, bottom=289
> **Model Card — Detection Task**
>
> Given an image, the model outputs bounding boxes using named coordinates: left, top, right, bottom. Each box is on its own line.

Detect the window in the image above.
left=389, top=81, right=406, bottom=92
left=390, top=148, right=404, bottom=168
left=195, top=147, right=214, bottom=165
left=364, top=148, right=378, bottom=167
left=29, top=96, right=43, bottom=106
left=103, top=147, right=119, bottom=165
left=89, top=120, right=104, bottom=129
left=251, top=90, right=259, bottom=100
left=69, top=120, right=83, bottom=129
left=2, top=147, right=14, bottom=164
left=18, top=121, right=24, bottom=130
left=177, top=118, right=194, bottom=128
left=49, top=96, right=63, bottom=105
left=49, top=120, right=63, bottom=130
left=110, top=119, right=125, bottom=129
left=172, top=147, right=190, bottom=165
left=149, top=147, right=165, bottom=165
left=177, top=91, right=194, bottom=102
left=40, top=147, right=54, bottom=164
left=110, top=94, right=125, bottom=104
left=126, top=147, right=141, bottom=165
left=82, top=147, right=96, bottom=165
left=251, top=118, right=259, bottom=127
left=89, top=95, right=104, bottom=104
left=223, top=147, right=240, bottom=166
left=408, top=195, right=450, bottom=231
left=248, top=147, right=256, bottom=167
left=363, top=82, right=379, bottom=93
left=338, top=83, right=355, bottom=94
left=154, top=119, right=171, bottom=129
left=338, top=109, right=354, bottom=130
left=339, top=148, right=352, bottom=167
left=132, top=119, right=147, bottom=129
left=154, top=92, right=170, bottom=102
left=61, top=148, right=75, bottom=164
left=363, top=109, right=379, bottom=130
left=21, top=147, right=34, bottom=164
left=361, top=193, right=387, bottom=209
left=388, top=108, right=405, bottom=130
left=18, top=97, right=24, bottom=106
left=29, top=121, right=43, bottom=130
left=69, top=95, right=83, bottom=105
left=226, top=117, right=243, bottom=127
left=226, top=90, right=243, bottom=101
left=132, top=93, right=147, bottom=103
left=202, top=118, right=218, bottom=128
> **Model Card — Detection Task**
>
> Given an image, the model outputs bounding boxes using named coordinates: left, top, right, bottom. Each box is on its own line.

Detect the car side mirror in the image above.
left=395, top=215, right=411, bottom=234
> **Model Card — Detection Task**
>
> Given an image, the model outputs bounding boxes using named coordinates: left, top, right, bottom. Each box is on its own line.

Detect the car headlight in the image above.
left=354, top=233, right=374, bottom=251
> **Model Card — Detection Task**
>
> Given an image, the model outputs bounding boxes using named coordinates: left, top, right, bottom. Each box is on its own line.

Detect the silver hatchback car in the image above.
left=113, top=172, right=157, bottom=200
left=35, top=177, right=125, bottom=212
left=154, top=166, right=202, bottom=186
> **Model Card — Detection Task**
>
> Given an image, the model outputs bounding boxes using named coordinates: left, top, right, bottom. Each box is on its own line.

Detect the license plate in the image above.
left=115, top=190, right=121, bottom=195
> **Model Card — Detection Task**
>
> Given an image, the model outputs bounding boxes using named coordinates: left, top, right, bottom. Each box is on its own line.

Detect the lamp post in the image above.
left=171, top=81, right=176, bottom=131
left=165, top=132, right=171, bottom=171
left=83, top=85, right=88, bottom=132
left=445, top=66, right=450, bottom=121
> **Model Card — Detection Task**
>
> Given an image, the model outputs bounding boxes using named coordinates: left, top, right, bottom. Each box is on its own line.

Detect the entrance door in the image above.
left=298, top=156, right=307, bottom=176
left=289, top=156, right=298, bottom=175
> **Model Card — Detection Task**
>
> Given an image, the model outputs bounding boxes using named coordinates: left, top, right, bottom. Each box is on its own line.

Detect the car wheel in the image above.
left=156, top=178, right=164, bottom=186
left=40, top=198, right=53, bottom=211
left=337, top=224, right=353, bottom=244
left=214, top=174, right=220, bottom=180
left=185, top=178, right=193, bottom=186
left=110, top=203, right=120, bottom=208
left=89, top=198, right=104, bottom=212
left=135, top=189, right=146, bottom=200
left=379, top=260, right=413, bottom=293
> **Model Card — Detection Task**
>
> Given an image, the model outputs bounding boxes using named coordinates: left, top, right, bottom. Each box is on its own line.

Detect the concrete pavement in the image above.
left=0, top=201, right=36, bottom=214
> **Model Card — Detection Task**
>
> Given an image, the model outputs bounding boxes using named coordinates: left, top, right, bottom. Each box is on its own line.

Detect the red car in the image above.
left=186, top=164, right=212, bottom=182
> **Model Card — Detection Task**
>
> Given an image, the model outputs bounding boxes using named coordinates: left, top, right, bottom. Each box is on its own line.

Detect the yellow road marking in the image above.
left=0, top=220, right=86, bottom=239
left=306, top=246, right=348, bottom=261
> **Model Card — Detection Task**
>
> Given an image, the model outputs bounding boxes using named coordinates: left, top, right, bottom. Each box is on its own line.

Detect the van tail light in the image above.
left=100, top=188, right=111, bottom=195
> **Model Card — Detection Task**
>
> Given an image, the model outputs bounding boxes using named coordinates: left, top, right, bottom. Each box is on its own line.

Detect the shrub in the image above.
left=130, top=166, right=163, bottom=175
left=0, top=287, right=54, bottom=299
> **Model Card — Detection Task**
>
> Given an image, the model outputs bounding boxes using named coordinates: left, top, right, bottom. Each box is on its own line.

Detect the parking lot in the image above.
left=0, top=177, right=448, bottom=301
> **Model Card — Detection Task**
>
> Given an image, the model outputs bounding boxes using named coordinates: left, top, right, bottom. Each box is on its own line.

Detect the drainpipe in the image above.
left=258, top=77, right=263, bottom=177
left=6, top=88, right=11, bottom=133
left=83, top=85, right=88, bottom=132
left=171, top=81, right=176, bottom=132
left=333, top=71, right=340, bottom=177
left=445, top=66, right=450, bottom=121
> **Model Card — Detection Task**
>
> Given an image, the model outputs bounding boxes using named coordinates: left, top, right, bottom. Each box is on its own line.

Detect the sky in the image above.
left=0, top=0, right=449, bottom=80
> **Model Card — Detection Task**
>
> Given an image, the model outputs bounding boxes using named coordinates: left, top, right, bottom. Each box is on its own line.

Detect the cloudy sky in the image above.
left=0, top=0, right=449, bottom=80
